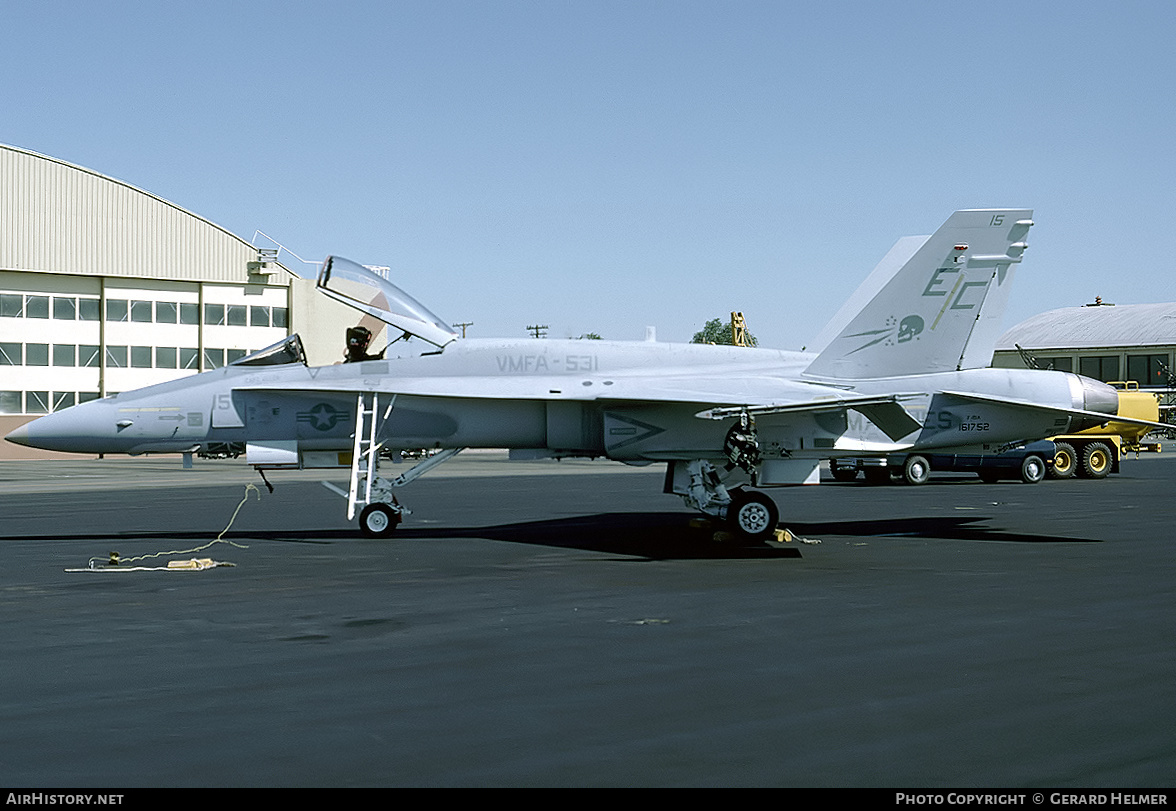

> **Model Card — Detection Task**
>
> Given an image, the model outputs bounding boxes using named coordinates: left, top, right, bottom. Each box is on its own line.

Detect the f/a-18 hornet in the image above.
left=8, top=209, right=1155, bottom=540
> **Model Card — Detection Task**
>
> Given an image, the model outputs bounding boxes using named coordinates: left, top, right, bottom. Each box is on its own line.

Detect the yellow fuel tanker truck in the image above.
left=1047, top=382, right=1162, bottom=479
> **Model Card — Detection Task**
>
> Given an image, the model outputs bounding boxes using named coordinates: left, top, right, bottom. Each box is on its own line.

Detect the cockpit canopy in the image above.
left=229, top=334, right=308, bottom=367
left=316, top=256, right=458, bottom=348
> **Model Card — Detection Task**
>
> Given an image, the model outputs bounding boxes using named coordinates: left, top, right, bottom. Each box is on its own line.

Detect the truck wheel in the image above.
left=902, top=455, right=930, bottom=485
left=1020, top=454, right=1046, bottom=484
left=1079, top=442, right=1112, bottom=479
left=1049, top=442, right=1077, bottom=479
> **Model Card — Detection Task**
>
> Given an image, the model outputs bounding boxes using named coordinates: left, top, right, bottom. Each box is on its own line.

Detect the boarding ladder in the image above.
left=347, top=392, right=383, bottom=521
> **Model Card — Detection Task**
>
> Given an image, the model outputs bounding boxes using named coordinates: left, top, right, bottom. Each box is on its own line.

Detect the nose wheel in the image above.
left=359, top=502, right=402, bottom=538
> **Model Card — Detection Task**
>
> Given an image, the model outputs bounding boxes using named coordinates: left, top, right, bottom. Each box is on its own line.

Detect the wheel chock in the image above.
left=777, top=528, right=821, bottom=545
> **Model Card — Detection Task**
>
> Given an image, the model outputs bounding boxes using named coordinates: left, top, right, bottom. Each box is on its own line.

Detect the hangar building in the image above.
left=992, top=300, right=1176, bottom=391
left=0, top=144, right=362, bottom=457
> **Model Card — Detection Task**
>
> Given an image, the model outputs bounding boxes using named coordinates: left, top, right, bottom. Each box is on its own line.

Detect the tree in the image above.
left=691, top=316, right=757, bottom=347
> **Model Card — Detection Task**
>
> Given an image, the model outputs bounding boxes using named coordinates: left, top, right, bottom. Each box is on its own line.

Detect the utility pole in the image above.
left=454, top=321, right=474, bottom=338
left=526, top=324, right=548, bottom=339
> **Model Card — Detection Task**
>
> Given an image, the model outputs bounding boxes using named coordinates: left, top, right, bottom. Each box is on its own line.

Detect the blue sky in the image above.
left=3, top=1, right=1174, bottom=348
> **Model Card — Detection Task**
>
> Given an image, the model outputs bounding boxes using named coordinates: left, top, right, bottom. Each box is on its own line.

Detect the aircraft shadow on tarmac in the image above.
left=378, top=513, right=1101, bottom=558
left=2, top=512, right=1100, bottom=560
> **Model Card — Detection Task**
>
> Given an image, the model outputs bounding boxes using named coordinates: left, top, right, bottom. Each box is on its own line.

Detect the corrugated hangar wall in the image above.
left=0, top=144, right=259, bottom=281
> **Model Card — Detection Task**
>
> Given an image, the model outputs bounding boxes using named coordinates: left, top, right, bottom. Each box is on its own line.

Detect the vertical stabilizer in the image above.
left=803, top=209, right=1032, bottom=380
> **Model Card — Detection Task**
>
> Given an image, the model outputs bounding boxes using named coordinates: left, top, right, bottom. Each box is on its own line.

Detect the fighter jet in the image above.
left=7, top=209, right=1156, bottom=540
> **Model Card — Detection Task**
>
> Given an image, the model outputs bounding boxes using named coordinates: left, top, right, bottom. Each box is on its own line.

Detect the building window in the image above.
left=204, top=304, right=225, bottom=326
left=156, top=347, right=177, bottom=369
left=106, top=346, right=128, bottom=368
left=80, top=345, right=100, bottom=367
left=180, top=303, right=199, bottom=325
left=79, top=392, right=100, bottom=404
left=0, top=391, right=20, bottom=413
left=1127, top=354, right=1170, bottom=387
left=180, top=348, right=199, bottom=369
left=226, top=348, right=247, bottom=364
left=0, top=294, right=23, bottom=318
left=26, top=296, right=49, bottom=319
left=52, top=344, right=76, bottom=367
left=26, top=391, right=49, bottom=414
left=156, top=302, right=178, bottom=324
left=250, top=306, right=270, bottom=327
left=106, top=299, right=129, bottom=322
left=131, top=301, right=153, bottom=323
left=204, top=348, right=225, bottom=369
left=1045, top=357, right=1073, bottom=373
left=0, top=343, right=20, bottom=365
left=52, top=392, right=75, bottom=411
left=1079, top=355, right=1120, bottom=382
left=26, top=344, right=49, bottom=366
left=131, top=346, right=153, bottom=368
left=226, top=305, right=248, bottom=326
left=79, top=298, right=101, bottom=321
left=53, top=297, right=76, bottom=320
left=273, top=307, right=288, bottom=328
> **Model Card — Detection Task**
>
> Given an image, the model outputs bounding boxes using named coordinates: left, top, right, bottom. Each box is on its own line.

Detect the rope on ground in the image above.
left=66, top=483, right=260, bottom=573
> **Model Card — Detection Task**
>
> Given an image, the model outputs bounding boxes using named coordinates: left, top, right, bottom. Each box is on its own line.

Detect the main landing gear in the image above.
left=674, top=459, right=781, bottom=542
left=672, top=414, right=781, bottom=542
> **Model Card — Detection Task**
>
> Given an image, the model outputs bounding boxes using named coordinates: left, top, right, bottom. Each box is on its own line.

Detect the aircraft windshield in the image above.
left=317, top=256, right=458, bottom=348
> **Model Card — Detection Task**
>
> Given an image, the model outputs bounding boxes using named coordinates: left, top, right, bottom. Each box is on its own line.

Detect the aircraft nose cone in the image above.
left=4, top=421, right=32, bottom=447
left=2, top=405, right=111, bottom=453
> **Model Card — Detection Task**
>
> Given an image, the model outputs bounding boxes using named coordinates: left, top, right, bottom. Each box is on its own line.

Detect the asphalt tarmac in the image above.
left=1, top=453, right=1173, bottom=787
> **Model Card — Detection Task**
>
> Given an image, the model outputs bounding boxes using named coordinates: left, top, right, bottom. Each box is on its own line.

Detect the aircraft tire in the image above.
left=902, top=455, right=930, bottom=486
left=1079, top=442, right=1112, bottom=479
left=1020, top=454, right=1046, bottom=484
left=359, top=503, right=401, bottom=538
left=1049, top=442, right=1077, bottom=479
left=727, top=490, right=779, bottom=542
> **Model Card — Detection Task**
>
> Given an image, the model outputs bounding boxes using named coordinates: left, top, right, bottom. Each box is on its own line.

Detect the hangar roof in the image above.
left=996, top=302, right=1176, bottom=351
left=0, top=143, right=288, bottom=285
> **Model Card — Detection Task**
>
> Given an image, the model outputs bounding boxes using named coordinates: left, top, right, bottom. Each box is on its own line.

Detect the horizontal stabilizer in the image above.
left=941, top=390, right=1172, bottom=431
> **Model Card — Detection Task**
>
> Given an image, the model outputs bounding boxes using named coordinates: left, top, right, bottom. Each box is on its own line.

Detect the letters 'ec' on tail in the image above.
left=803, top=209, right=1033, bottom=381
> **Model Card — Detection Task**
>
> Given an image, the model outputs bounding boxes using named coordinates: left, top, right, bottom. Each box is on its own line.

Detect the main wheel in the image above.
left=359, top=503, right=401, bottom=538
left=902, top=455, right=930, bottom=485
left=727, top=490, right=780, bottom=541
left=1079, top=442, right=1112, bottom=479
left=1049, top=442, right=1077, bottom=479
left=1020, top=454, right=1046, bottom=484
